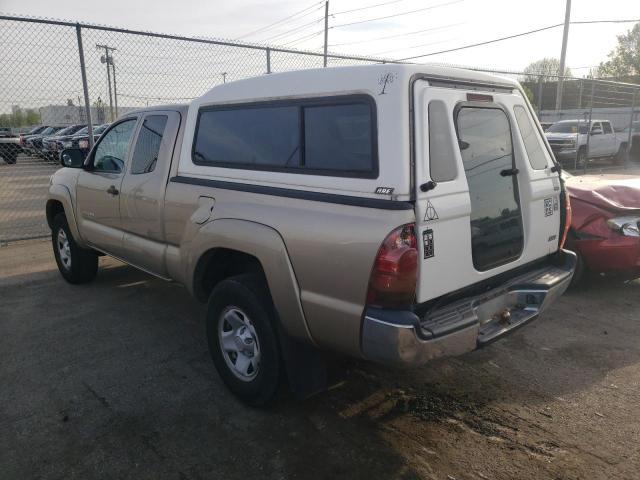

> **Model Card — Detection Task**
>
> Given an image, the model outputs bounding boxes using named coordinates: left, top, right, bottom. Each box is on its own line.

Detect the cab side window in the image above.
left=93, top=119, right=137, bottom=173
left=602, top=122, right=613, bottom=134
left=130, top=115, right=168, bottom=174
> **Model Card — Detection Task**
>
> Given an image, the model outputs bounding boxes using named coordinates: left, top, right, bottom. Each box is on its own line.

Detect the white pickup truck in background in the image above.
left=545, top=119, right=628, bottom=167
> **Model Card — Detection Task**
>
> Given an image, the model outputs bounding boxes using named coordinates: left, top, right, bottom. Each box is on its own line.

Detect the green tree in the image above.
left=522, top=58, right=572, bottom=83
left=597, top=23, right=640, bottom=78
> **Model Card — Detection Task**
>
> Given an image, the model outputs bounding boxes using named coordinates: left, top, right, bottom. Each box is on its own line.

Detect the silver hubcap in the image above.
left=57, top=229, right=71, bottom=270
left=218, top=307, right=261, bottom=382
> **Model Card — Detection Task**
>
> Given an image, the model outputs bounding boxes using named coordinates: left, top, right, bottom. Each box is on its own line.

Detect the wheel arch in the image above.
left=46, top=185, right=86, bottom=247
left=188, top=218, right=313, bottom=345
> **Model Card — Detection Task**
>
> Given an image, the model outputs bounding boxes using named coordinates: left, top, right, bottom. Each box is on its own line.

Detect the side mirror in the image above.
left=60, top=148, right=85, bottom=168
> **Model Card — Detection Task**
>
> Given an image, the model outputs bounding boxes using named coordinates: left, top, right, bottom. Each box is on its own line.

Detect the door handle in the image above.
left=107, top=185, right=119, bottom=195
left=500, top=168, right=519, bottom=177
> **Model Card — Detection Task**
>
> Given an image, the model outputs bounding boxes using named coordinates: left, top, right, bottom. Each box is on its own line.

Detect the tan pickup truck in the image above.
left=47, top=64, right=576, bottom=405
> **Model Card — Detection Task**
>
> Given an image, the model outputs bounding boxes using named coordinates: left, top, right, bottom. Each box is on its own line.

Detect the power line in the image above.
left=371, top=37, right=455, bottom=56
left=329, top=22, right=464, bottom=47
left=331, top=0, right=409, bottom=16
left=235, top=1, right=324, bottom=40
left=258, top=15, right=325, bottom=43
left=280, top=28, right=325, bottom=47
left=397, top=18, right=640, bottom=61
left=330, top=0, right=464, bottom=29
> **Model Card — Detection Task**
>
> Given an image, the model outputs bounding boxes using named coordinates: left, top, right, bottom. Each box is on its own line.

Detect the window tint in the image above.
left=303, top=103, right=373, bottom=173
left=192, top=97, right=376, bottom=177
left=428, top=100, right=457, bottom=181
left=602, top=122, right=613, bottom=134
left=457, top=107, right=523, bottom=271
left=93, top=119, right=136, bottom=173
left=193, top=106, right=300, bottom=168
left=513, top=105, right=548, bottom=170
left=131, top=115, right=168, bottom=174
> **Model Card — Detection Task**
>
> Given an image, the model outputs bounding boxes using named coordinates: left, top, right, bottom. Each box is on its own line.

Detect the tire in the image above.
left=614, top=144, right=627, bottom=165
left=0, top=146, right=17, bottom=164
left=576, top=148, right=587, bottom=168
left=206, top=274, right=281, bottom=406
left=51, top=213, right=98, bottom=284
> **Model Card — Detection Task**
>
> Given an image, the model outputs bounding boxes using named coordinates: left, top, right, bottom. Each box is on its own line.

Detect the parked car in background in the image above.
left=70, top=123, right=110, bottom=152
left=0, top=127, right=23, bottom=164
left=41, top=124, right=86, bottom=161
left=539, top=121, right=554, bottom=131
left=545, top=119, right=627, bottom=167
left=47, top=64, right=575, bottom=405
left=564, top=171, right=640, bottom=286
left=25, top=125, right=65, bottom=155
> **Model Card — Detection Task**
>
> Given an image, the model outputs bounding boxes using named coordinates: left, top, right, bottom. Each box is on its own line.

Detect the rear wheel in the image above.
left=51, top=213, right=98, bottom=284
left=576, top=148, right=587, bottom=168
left=206, top=274, right=281, bottom=406
left=614, top=144, right=627, bottom=165
left=0, top=146, right=17, bottom=164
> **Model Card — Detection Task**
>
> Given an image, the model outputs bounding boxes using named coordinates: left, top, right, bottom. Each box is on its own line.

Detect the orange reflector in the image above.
left=560, top=193, right=572, bottom=249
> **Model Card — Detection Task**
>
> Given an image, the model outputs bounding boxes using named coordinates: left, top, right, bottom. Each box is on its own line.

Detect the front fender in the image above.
left=47, top=184, right=87, bottom=248
left=185, top=218, right=313, bottom=344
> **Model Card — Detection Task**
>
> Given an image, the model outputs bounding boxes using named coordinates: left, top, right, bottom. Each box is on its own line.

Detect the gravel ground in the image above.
left=1, top=239, right=638, bottom=480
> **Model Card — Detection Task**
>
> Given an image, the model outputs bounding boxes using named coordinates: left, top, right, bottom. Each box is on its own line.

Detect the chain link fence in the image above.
left=1, top=15, right=639, bottom=243
left=0, top=15, right=384, bottom=243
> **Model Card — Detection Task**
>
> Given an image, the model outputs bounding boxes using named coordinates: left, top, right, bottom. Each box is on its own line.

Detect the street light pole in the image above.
left=323, top=1, right=329, bottom=68
left=111, top=59, right=118, bottom=117
left=97, top=44, right=117, bottom=121
left=555, top=0, right=571, bottom=111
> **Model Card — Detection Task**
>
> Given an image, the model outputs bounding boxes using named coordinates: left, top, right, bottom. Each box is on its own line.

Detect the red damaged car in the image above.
left=563, top=171, right=640, bottom=285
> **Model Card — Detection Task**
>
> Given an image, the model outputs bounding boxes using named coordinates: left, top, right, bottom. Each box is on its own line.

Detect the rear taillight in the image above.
left=366, top=223, right=418, bottom=308
left=559, top=188, right=572, bottom=249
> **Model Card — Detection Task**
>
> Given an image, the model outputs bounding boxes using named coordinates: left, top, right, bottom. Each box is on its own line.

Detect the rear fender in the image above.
left=186, top=218, right=313, bottom=344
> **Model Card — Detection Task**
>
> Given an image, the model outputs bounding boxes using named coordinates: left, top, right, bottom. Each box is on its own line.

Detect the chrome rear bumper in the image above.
left=361, top=249, right=577, bottom=367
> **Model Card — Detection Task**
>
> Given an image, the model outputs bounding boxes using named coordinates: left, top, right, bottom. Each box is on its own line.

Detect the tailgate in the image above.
left=413, top=79, right=561, bottom=303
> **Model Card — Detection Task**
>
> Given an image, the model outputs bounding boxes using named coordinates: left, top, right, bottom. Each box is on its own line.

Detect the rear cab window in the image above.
left=131, top=115, right=169, bottom=174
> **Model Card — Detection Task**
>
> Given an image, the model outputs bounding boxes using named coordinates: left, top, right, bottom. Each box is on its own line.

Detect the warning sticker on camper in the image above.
left=424, top=200, right=439, bottom=221
left=544, top=198, right=553, bottom=217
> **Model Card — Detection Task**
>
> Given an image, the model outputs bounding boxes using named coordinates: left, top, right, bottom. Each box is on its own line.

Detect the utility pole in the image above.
left=555, top=0, right=571, bottom=111
left=323, top=1, right=329, bottom=68
left=97, top=44, right=117, bottom=121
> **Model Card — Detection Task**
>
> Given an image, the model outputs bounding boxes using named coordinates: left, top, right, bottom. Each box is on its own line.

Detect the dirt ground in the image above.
left=1, top=239, right=639, bottom=480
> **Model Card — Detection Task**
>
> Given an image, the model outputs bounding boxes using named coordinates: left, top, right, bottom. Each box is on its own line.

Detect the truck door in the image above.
left=413, top=80, right=561, bottom=303
left=601, top=121, right=616, bottom=156
left=76, top=118, right=138, bottom=256
left=119, top=111, right=181, bottom=277
left=589, top=122, right=604, bottom=157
